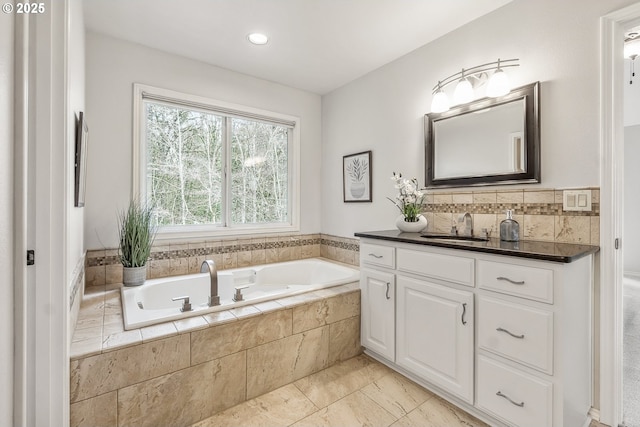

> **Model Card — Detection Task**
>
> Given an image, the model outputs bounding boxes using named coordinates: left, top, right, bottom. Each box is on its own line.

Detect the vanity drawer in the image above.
left=360, top=243, right=395, bottom=268
left=397, top=248, right=474, bottom=287
left=477, top=260, right=553, bottom=304
left=477, top=355, right=553, bottom=427
left=478, top=296, right=553, bottom=374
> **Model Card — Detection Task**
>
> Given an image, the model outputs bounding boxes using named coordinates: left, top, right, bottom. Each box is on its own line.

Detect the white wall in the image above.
left=625, top=125, right=640, bottom=276
left=85, top=32, right=322, bottom=250
left=321, top=0, right=638, bottom=237
left=0, top=9, right=14, bottom=427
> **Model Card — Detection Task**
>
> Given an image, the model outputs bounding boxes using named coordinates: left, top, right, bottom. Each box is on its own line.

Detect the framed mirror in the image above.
left=425, top=82, right=540, bottom=188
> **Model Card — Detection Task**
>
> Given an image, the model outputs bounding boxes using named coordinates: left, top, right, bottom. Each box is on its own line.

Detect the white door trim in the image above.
left=17, top=1, right=71, bottom=425
left=600, top=4, right=640, bottom=426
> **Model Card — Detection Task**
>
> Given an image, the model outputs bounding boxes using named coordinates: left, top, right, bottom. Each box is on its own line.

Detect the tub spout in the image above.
left=201, top=260, right=220, bottom=306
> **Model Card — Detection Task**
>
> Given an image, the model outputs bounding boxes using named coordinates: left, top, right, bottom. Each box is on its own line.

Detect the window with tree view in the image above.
left=140, top=92, right=295, bottom=232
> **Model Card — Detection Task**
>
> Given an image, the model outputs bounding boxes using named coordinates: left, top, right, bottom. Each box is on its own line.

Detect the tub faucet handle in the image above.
left=172, top=295, right=192, bottom=312
left=233, top=285, right=250, bottom=302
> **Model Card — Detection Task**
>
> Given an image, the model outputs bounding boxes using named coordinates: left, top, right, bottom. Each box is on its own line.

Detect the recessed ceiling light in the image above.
left=248, top=33, right=269, bottom=45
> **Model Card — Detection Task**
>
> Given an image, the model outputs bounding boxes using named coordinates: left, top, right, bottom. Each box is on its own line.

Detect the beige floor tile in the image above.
left=292, top=391, right=397, bottom=427
left=293, top=355, right=391, bottom=408
left=361, top=371, right=433, bottom=418
left=192, top=384, right=317, bottom=427
left=390, top=396, right=488, bottom=427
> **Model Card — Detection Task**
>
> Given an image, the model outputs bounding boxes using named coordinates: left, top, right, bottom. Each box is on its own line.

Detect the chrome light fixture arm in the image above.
left=431, top=58, right=520, bottom=94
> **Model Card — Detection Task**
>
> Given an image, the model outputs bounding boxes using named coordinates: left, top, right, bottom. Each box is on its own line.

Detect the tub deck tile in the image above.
left=203, top=310, right=237, bottom=326
left=229, top=305, right=261, bottom=319
left=140, top=322, right=179, bottom=343
left=102, top=329, right=142, bottom=353
left=253, top=300, right=284, bottom=314
left=275, top=291, right=324, bottom=308
left=174, top=315, right=209, bottom=334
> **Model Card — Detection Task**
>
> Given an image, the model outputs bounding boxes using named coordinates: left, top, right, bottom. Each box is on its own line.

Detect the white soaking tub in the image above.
left=121, top=258, right=360, bottom=330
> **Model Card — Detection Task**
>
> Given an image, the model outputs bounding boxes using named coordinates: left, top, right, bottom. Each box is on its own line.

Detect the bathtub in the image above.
left=121, top=258, right=360, bottom=330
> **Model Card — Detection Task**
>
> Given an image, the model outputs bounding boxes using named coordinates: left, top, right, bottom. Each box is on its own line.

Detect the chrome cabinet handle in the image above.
left=496, top=391, right=525, bottom=407
left=496, top=327, right=525, bottom=339
left=368, top=253, right=383, bottom=259
left=497, top=276, right=525, bottom=285
left=385, top=283, right=391, bottom=300
left=461, top=303, right=467, bottom=325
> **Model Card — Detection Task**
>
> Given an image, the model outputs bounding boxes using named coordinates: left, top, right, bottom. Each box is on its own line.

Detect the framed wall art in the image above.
left=74, top=111, right=89, bottom=207
left=343, top=150, right=372, bottom=203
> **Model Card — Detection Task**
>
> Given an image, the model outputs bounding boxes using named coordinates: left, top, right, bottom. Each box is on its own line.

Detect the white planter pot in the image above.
left=396, top=215, right=428, bottom=233
left=123, top=265, right=147, bottom=287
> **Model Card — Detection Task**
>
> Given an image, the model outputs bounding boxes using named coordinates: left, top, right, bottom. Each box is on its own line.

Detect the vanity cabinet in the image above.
left=357, top=234, right=595, bottom=427
left=360, top=268, right=395, bottom=360
left=396, top=275, right=474, bottom=403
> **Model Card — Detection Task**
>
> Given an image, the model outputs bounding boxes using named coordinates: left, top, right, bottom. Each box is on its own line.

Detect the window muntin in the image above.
left=134, top=84, right=299, bottom=237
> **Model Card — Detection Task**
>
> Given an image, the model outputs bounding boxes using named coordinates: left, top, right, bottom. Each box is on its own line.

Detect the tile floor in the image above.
left=191, top=354, right=489, bottom=427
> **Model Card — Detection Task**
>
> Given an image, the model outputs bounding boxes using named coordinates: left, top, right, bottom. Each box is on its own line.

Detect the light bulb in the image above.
left=453, top=78, right=474, bottom=104
left=431, top=89, right=450, bottom=113
left=487, top=68, right=510, bottom=97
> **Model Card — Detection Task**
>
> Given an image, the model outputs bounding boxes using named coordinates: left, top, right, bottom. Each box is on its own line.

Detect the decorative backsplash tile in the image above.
left=421, top=187, right=600, bottom=245
left=84, top=188, right=597, bottom=288
left=85, top=233, right=359, bottom=287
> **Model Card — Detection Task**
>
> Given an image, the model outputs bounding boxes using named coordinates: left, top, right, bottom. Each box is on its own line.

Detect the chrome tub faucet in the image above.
left=201, top=260, right=220, bottom=306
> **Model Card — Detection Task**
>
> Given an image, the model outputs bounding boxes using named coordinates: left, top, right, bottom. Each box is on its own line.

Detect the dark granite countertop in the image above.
left=354, top=230, right=600, bottom=263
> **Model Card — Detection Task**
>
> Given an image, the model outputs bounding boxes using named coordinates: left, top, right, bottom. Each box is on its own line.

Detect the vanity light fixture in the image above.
left=430, top=58, right=519, bottom=113
left=248, top=32, right=269, bottom=45
left=625, top=33, right=640, bottom=84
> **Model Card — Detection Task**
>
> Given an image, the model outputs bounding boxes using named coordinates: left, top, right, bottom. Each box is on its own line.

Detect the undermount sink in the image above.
left=420, top=233, right=489, bottom=243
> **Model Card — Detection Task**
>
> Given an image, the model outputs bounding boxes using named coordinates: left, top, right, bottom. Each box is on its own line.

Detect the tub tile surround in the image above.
left=422, top=187, right=600, bottom=245
left=70, top=280, right=361, bottom=427
left=85, top=233, right=360, bottom=288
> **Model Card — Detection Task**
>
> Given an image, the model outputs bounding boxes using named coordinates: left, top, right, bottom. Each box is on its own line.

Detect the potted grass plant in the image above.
left=118, top=200, right=157, bottom=286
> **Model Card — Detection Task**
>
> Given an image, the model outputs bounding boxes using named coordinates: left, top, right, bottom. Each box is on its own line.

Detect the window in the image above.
left=134, top=84, right=299, bottom=238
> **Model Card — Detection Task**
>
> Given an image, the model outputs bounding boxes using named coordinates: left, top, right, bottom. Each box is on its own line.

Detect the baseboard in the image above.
left=623, top=271, right=640, bottom=281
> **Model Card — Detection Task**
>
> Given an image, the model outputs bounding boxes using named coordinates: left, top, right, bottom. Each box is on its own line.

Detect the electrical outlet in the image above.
left=563, top=190, right=591, bottom=212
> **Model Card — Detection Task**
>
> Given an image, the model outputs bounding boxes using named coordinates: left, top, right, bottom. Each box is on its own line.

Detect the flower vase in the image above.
left=395, top=215, right=427, bottom=233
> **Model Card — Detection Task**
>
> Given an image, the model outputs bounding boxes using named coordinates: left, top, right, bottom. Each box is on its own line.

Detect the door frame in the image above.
left=600, top=4, right=640, bottom=426
left=13, top=1, right=71, bottom=425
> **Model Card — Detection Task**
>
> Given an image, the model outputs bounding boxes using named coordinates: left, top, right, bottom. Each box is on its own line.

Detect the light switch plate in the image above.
left=563, top=190, right=592, bottom=212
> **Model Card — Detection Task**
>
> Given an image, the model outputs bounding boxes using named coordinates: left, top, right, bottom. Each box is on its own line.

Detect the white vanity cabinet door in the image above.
left=396, top=275, right=474, bottom=404
left=360, top=268, right=395, bottom=361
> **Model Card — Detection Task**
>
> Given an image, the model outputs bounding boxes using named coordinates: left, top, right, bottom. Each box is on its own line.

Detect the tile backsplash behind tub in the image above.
left=85, top=233, right=360, bottom=287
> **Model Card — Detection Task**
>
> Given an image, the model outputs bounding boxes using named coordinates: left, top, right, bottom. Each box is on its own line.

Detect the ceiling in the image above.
left=83, top=0, right=512, bottom=95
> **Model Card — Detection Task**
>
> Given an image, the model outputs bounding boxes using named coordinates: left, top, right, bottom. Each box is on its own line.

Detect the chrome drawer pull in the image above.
left=461, top=303, right=467, bottom=325
left=497, top=276, right=525, bottom=285
left=496, top=327, right=525, bottom=339
left=368, top=253, right=383, bottom=259
left=496, top=391, right=525, bottom=407
left=385, top=282, right=391, bottom=300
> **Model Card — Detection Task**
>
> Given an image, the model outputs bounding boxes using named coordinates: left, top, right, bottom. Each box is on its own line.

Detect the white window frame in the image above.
left=133, top=83, right=300, bottom=241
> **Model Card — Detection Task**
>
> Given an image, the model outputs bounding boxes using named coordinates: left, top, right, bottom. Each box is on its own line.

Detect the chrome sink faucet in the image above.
left=201, top=260, right=220, bottom=306
left=458, top=213, right=473, bottom=237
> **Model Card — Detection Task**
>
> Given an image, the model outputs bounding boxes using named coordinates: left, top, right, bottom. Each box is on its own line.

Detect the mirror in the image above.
left=425, top=82, right=540, bottom=188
